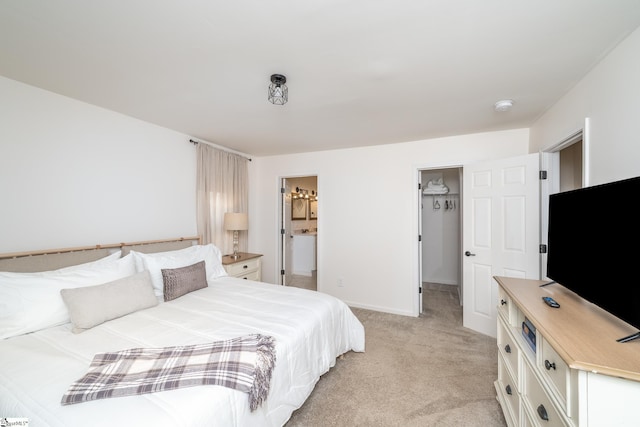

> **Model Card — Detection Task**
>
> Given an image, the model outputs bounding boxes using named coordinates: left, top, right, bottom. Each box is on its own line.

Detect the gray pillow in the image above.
left=60, top=270, right=158, bottom=334
left=162, top=260, right=208, bottom=301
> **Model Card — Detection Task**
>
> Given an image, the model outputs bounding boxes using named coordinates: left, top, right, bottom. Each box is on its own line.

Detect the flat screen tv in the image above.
left=546, top=176, right=640, bottom=342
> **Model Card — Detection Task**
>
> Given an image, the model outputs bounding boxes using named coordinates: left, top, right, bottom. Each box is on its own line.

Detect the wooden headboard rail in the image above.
left=0, top=236, right=201, bottom=260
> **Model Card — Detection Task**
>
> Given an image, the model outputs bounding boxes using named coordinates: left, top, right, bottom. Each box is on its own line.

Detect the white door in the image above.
left=462, top=153, right=540, bottom=337
left=281, top=179, right=293, bottom=286
left=418, top=175, right=423, bottom=313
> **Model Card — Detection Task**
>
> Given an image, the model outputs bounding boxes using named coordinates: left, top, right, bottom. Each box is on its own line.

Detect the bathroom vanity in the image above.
left=292, top=233, right=316, bottom=276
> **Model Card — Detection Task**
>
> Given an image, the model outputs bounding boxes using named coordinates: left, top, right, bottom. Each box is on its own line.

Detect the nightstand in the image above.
left=221, top=252, right=262, bottom=281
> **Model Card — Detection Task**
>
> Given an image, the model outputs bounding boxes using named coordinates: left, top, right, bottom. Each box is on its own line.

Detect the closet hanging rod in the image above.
left=189, top=139, right=252, bottom=161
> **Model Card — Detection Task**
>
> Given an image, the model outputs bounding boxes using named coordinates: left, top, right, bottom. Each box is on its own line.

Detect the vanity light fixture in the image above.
left=268, top=74, right=288, bottom=105
left=293, top=187, right=317, bottom=201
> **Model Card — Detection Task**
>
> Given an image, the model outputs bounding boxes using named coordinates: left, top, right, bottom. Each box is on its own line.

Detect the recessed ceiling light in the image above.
left=494, top=99, right=514, bottom=112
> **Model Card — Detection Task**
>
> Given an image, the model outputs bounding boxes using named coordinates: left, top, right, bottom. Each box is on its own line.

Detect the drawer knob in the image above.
left=544, top=360, right=556, bottom=371
left=504, top=344, right=511, bottom=354
left=537, top=404, right=549, bottom=421
left=505, top=384, right=512, bottom=395
left=500, top=299, right=507, bottom=306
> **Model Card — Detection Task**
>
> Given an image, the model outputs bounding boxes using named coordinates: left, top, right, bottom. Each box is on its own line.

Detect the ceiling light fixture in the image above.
left=494, top=99, right=514, bottom=112
left=268, top=74, right=288, bottom=105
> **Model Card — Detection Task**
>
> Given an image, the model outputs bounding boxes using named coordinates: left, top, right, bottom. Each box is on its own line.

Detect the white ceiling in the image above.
left=1, top=1, right=640, bottom=156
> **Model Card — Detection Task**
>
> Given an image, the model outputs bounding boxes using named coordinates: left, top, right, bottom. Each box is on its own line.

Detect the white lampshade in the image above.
left=224, top=213, right=248, bottom=231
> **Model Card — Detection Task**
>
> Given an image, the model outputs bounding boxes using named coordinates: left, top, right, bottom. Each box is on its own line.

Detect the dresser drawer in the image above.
left=539, top=336, right=572, bottom=415
left=235, top=269, right=260, bottom=281
left=522, top=409, right=536, bottom=427
left=497, top=352, right=520, bottom=426
left=498, top=287, right=516, bottom=326
left=522, top=361, right=566, bottom=426
left=225, top=257, right=261, bottom=276
left=498, top=319, right=519, bottom=382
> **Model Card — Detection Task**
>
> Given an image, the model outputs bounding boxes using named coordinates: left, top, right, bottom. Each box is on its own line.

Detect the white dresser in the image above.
left=494, top=276, right=640, bottom=427
left=222, top=252, right=262, bottom=281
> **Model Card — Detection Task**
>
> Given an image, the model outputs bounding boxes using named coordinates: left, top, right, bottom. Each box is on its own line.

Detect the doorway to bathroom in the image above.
left=280, top=175, right=318, bottom=291
left=420, top=167, right=462, bottom=315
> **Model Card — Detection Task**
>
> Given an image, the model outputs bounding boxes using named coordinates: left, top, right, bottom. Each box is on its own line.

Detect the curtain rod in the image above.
left=189, top=139, right=252, bottom=162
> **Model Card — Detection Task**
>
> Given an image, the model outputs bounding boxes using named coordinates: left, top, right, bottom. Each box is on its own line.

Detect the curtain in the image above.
left=196, top=144, right=248, bottom=255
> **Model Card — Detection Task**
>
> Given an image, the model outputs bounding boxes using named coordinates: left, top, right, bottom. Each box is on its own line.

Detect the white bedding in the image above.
left=0, top=277, right=365, bottom=426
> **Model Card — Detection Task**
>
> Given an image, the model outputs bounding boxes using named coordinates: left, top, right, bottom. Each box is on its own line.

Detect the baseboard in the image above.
left=423, top=278, right=458, bottom=286
left=292, top=270, right=313, bottom=277
left=344, top=301, right=415, bottom=317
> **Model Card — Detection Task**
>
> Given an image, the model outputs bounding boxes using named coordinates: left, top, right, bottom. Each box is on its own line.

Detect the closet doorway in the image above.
left=420, top=167, right=462, bottom=314
left=280, top=175, right=318, bottom=291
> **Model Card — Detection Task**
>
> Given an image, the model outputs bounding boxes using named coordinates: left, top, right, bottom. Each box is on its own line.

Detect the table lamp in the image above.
left=224, top=212, right=248, bottom=259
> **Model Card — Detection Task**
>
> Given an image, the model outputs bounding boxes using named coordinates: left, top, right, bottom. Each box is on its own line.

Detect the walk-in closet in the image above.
left=421, top=168, right=462, bottom=309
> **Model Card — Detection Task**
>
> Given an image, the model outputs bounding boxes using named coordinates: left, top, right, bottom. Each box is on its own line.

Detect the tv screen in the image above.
left=546, top=176, right=640, bottom=337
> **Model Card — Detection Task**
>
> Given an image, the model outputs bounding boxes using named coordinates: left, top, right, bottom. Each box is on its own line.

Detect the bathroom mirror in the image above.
left=309, top=200, right=318, bottom=219
left=292, top=198, right=307, bottom=220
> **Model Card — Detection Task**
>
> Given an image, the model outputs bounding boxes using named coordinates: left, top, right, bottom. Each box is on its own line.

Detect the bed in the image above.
left=0, top=238, right=365, bottom=426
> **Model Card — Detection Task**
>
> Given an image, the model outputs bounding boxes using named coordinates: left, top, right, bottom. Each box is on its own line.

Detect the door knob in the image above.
left=464, top=251, right=476, bottom=257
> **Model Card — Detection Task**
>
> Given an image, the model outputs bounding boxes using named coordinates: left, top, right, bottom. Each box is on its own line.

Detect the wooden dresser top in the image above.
left=495, top=276, right=640, bottom=382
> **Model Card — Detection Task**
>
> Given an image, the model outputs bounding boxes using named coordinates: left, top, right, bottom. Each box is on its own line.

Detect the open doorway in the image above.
left=418, top=154, right=540, bottom=337
left=540, top=123, right=587, bottom=279
left=420, top=167, right=462, bottom=316
left=280, top=175, right=318, bottom=291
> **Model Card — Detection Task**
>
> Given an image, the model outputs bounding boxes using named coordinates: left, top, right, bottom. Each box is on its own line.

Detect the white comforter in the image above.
left=0, top=277, right=365, bottom=426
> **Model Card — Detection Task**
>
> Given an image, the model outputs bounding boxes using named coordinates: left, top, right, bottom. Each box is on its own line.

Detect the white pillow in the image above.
left=0, top=254, right=136, bottom=340
left=0, top=251, right=122, bottom=278
left=56, top=250, right=122, bottom=273
left=130, top=244, right=227, bottom=297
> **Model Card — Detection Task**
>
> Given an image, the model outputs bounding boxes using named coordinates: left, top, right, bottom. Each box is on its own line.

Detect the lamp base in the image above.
left=231, top=230, right=240, bottom=259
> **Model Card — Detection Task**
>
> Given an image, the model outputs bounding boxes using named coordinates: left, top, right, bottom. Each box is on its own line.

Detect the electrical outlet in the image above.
left=337, top=277, right=344, bottom=287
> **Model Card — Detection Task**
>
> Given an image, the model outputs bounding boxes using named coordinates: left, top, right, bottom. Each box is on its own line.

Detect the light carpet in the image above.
left=285, top=284, right=506, bottom=426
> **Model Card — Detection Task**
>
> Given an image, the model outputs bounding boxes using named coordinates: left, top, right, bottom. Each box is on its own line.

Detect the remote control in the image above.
left=542, top=296, right=560, bottom=308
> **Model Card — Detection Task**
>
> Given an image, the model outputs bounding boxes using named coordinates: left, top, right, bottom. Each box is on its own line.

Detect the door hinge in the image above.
left=539, top=170, right=547, bottom=180
left=539, top=244, right=547, bottom=254
left=281, top=228, right=285, bottom=235
left=281, top=187, right=285, bottom=193
left=281, top=269, right=285, bottom=275
left=418, top=183, right=422, bottom=190
left=418, top=235, right=422, bottom=242
left=419, top=286, right=422, bottom=294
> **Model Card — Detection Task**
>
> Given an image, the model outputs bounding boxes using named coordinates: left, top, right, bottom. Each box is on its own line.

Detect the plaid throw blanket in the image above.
left=61, top=334, right=276, bottom=411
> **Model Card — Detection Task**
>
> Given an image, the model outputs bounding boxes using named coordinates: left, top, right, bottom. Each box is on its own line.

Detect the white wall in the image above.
left=530, top=26, right=640, bottom=185
left=4, top=23, right=636, bottom=318
left=249, top=129, right=529, bottom=316
left=0, top=76, right=197, bottom=253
